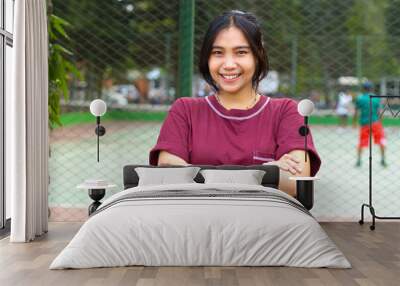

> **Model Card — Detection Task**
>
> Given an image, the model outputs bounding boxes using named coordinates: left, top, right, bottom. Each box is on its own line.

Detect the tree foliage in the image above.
left=48, top=13, right=80, bottom=127
left=49, top=0, right=400, bottom=104
left=52, top=0, right=178, bottom=99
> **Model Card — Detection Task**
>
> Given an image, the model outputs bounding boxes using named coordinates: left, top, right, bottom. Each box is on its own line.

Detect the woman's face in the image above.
left=208, top=26, right=256, bottom=95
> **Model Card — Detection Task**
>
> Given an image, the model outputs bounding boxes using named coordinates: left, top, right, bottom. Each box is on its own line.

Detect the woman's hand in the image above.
left=264, top=150, right=310, bottom=197
left=158, top=151, right=188, bottom=166
left=264, top=153, right=302, bottom=175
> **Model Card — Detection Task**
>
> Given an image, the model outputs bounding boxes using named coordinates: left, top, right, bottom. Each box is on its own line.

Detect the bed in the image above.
left=50, top=165, right=350, bottom=269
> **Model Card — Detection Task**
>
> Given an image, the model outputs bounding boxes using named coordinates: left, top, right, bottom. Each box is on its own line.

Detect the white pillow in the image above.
left=200, top=169, right=266, bottom=185
left=135, top=167, right=200, bottom=186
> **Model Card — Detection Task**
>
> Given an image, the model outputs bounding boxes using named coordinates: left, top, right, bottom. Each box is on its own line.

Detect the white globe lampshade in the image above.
left=297, top=99, right=314, bottom=116
left=90, top=99, right=107, bottom=117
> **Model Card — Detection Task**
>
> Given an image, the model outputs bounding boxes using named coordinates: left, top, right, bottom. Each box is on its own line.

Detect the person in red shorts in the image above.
left=353, top=81, right=387, bottom=167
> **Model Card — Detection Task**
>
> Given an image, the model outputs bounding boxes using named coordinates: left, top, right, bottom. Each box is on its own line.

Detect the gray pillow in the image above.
left=200, top=169, right=266, bottom=185
left=135, top=167, right=201, bottom=186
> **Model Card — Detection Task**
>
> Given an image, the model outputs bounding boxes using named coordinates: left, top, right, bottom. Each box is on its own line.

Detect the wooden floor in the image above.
left=0, top=222, right=399, bottom=286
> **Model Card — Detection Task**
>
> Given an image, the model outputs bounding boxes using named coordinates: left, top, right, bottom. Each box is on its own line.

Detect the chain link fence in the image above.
left=49, top=0, right=400, bottom=222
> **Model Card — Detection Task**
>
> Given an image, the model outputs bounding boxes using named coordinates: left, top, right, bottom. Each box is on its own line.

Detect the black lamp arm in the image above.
left=298, top=116, right=310, bottom=162
left=305, top=117, right=308, bottom=162
left=94, top=116, right=106, bottom=162
left=97, top=117, right=100, bottom=162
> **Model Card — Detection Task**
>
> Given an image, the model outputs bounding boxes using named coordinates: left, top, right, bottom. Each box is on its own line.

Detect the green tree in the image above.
left=52, top=0, right=179, bottom=99
left=48, top=9, right=80, bottom=126
left=346, top=0, right=398, bottom=80
left=386, top=0, right=400, bottom=73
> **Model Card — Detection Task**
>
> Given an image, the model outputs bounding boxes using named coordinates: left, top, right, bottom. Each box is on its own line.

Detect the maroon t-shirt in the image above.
left=149, top=95, right=321, bottom=176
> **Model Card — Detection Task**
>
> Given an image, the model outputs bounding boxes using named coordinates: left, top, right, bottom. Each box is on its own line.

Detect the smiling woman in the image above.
left=209, top=26, right=257, bottom=110
left=149, top=10, right=321, bottom=196
left=200, top=10, right=267, bottom=110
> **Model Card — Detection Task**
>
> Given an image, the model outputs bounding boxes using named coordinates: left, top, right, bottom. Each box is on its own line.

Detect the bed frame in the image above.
left=123, top=164, right=314, bottom=210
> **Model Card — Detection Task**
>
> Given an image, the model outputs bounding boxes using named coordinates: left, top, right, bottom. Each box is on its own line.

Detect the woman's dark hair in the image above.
left=198, top=10, right=269, bottom=92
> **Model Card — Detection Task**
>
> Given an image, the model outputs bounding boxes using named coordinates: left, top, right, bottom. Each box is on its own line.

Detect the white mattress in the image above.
left=50, top=183, right=351, bottom=269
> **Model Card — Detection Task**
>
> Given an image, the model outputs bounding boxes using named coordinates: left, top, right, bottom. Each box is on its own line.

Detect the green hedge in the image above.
left=54, top=111, right=400, bottom=128
left=310, top=115, right=400, bottom=126
left=55, top=110, right=167, bottom=128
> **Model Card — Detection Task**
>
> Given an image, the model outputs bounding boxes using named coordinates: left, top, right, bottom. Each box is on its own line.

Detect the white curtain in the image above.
left=9, top=0, right=49, bottom=242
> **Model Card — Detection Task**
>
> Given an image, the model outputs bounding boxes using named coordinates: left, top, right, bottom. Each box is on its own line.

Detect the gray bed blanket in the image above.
left=50, top=183, right=351, bottom=269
